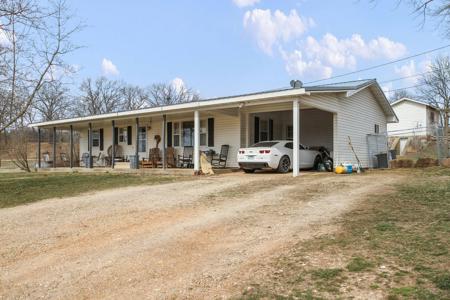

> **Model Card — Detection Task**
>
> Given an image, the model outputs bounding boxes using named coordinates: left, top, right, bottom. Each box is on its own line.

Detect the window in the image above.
left=183, top=121, right=194, bottom=146
left=119, top=128, right=127, bottom=143
left=200, top=120, right=207, bottom=146
left=374, top=124, right=380, bottom=134
left=252, top=141, right=279, bottom=147
left=138, top=127, right=146, bottom=152
left=284, top=142, right=305, bottom=150
left=173, top=122, right=180, bottom=147
left=430, top=111, right=435, bottom=123
left=92, top=130, right=100, bottom=147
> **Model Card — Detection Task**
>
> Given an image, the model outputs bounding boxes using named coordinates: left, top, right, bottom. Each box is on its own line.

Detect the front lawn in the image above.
left=0, top=172, right=182, bottom=208
left=240, top=168, right=450, bottom=299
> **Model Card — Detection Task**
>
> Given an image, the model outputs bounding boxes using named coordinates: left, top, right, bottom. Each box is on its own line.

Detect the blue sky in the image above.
left=66, top=0, right=449, bottom=98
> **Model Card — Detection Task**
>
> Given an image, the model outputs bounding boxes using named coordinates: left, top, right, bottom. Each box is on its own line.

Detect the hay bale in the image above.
left=441, top=158, right=450, bottom=168
left=415, top=158, right=439, bottom=168
left=389, top=159, right=414, bottom=168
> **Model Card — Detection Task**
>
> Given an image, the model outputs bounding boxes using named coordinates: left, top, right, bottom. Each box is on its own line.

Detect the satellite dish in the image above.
left=290, top=80, right=303, bottom=89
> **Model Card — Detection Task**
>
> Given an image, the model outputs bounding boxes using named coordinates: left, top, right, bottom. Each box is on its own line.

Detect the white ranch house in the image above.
left=31, top=79, right=398, bottom=176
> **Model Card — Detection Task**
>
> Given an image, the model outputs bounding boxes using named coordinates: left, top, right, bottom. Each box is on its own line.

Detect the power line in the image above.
left=378, top=71, right=432, bottom=84
left=305, top=44, right=450, bottom=85
left=383, top=83, right=427, bottom=93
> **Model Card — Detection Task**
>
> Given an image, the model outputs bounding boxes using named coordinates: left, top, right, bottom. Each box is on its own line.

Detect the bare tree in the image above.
left=370, top=1, right=450, bottom=35
left=390, top=89, right=416, bottom=102
left=7, top=127, right=31, bottom=171
left=147, top=82, right=200, bottom=107
left=34, top=81, right=70, bottom=121
left=0, top=0, right=81, bottom=132
left=120, top=84, right=148, bottom=110
left=76, top=77, right=123, bottom=116
left=418, top=56, right=450, bottom=136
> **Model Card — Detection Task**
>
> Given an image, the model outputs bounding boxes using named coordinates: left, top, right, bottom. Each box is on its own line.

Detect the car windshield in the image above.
left=251, top=141, right=278, bottom=147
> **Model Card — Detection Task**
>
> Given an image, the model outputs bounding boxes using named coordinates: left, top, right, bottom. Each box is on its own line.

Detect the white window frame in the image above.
left=119, top=127, right=127, bottom=144
left=138, top=127, right=146, bottom=152
left=173, top=122, right=181, bottom=147
left=92, top=130, right=100, bottom=147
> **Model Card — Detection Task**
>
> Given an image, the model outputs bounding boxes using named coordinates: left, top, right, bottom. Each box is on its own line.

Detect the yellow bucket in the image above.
left=335, top=165, right=346, bottom=174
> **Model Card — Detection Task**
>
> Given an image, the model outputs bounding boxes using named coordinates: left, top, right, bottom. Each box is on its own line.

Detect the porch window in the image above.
left=173, top=122, right=180, bottom=147
left=92, top=130, right=100, bottom=147
left=119, top=128, right=127, bottom=143
left=183, top=121, right=194, bottom=146
left=138, top=127, right=146, bottom=152
left=180, top=120, right=208, bottom=147
left=200, top=120, right=207, bottom=146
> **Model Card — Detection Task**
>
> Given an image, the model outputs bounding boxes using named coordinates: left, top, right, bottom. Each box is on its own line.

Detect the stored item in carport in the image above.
left=335, top=165, right=346, bottom=174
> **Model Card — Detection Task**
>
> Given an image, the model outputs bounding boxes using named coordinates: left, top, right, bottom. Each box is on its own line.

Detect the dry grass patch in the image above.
left=238, top=168, right=450, bottom=299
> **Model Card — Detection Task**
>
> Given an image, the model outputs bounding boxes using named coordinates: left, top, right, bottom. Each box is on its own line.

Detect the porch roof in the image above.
left=30, top=79, right=397, bottom=128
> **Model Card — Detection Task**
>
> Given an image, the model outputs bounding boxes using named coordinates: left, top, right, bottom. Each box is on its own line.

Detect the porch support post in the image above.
left=111, top=120, right=115, bottom=169
left=293, top=100, right=300, bottom=177
left=135, top=117, right=139, bottom=169
left=52, top=127, right=56, bottom=168
left=69, top=125, right=73, bottom=168
left=194, top=110, right=200, bottom=173
left=88, top=122, right=93, bottom=168
left=37, top=127, right=41, bottom=168
left=162, top=114, right=167, bottom=169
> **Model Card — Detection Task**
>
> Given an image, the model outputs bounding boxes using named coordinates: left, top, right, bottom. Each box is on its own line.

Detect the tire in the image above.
left=324, top=158, right=333, bottom=172
left=277, top=156, right=291, bottom=173
left=313, top=155, right=323, bottom=170
left=243, top=168, right=255, bottom=173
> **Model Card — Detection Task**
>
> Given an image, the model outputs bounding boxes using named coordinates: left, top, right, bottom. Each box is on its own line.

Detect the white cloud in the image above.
left=394, top=59, right=432, bottom=86
left=233, top=0, right=260, bottom=8
left=281, top=33, right=407, bottom=78
left=171, top=77, right=186, bottom=93
left=101, top=58, right=119, bottom=76
left=243, top=9, right=314, bottom=55
left=382, top=82, right=394, bottom=99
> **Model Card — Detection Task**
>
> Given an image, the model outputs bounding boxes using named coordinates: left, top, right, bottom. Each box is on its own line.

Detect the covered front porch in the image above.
left=33, top=87, right=329, bottom=176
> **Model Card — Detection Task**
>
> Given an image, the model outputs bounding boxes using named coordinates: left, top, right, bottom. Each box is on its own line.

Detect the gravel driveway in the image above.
left=0, top=171, right=404, bottom=299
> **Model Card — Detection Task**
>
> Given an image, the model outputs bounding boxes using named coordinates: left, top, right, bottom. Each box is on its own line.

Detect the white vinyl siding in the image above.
left=388, top=101, right=428, bottom=136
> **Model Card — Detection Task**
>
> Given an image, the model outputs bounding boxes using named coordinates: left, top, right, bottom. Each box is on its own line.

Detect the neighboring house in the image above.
left=31, top=79, right=398, bottom=175
left=388, top=98, right=441, bottom=137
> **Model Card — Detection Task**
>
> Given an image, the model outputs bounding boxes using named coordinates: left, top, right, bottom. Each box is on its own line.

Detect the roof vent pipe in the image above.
left=290, top=80, right=303, bottom=89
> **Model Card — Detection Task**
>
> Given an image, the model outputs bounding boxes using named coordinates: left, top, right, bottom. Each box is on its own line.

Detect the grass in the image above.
left=239, top=168, right=450, bottom=299
left=0, top=172, right=184, bottom=208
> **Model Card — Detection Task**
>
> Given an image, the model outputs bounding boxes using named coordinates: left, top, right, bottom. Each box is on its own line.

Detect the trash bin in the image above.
left=83, top=155, right=93, bottom=168
left=389, top=150, right=397, bottom=160
left=375, top=153, right=388, bottom=168
left=129, top=155, right=139, bottom=169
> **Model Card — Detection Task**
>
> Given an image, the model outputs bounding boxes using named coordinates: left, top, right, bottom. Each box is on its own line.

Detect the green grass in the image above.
left=238, top=168, right=450, bottom=299
left=0, top=172, right=183, bottom=208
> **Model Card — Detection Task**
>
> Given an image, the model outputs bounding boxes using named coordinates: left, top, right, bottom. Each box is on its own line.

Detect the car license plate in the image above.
left=246, top=155, right=255, bottom=160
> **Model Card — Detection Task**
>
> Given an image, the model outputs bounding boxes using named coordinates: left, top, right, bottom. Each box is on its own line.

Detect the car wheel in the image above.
left=313, top=155, right=323, bottom=170
left=243, top=169, right=255, bottom=173
left=277, top=156, right=290, bottom=173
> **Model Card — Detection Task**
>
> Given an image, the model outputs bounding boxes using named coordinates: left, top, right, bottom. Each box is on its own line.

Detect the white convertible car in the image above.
left=237, top=140, right=321, bottom=173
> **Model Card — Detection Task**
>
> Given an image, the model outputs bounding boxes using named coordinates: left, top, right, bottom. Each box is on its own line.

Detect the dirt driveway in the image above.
left=0, top=171, right=405, bottom=299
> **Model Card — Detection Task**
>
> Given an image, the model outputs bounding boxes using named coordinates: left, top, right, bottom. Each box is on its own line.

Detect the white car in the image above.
left=237, top=140, right=321, bottom=173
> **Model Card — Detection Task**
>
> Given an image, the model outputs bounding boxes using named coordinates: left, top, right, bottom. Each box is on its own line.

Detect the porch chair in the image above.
left=43, top=152, right=53, bottom=166
left=142, top=148, right=161, bottom=168
left=211, top=145, right=229, bottom=168
left=177, top=146, right=193, bottom=168
left=60, top=153, right=69, bottom=167
left=166, top=147, right=176, bottom=168
left=106, top=145, right=124, bottom=166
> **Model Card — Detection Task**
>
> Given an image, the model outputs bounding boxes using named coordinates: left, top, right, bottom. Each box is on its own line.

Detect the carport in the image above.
left=238, top=100, right=336, bottom=176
